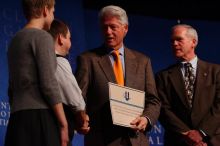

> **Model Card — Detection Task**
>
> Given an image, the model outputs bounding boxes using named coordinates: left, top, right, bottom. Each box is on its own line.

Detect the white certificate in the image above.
left=109, top=82, right=145, bottom=127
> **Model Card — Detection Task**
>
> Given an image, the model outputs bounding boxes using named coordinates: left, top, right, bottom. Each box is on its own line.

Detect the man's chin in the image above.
left=105, top=43, right=115, bottom=48
left=175, top=52, right=183, bottom=57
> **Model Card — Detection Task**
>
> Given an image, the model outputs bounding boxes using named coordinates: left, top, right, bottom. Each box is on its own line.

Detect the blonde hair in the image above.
left=22, top=0, right=55, bottom=20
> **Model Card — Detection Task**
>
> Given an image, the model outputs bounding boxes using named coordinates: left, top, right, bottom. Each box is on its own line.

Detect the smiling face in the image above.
left=171, top=26, right=197, bottom=61
left=101, top=16, right=128, bottom=50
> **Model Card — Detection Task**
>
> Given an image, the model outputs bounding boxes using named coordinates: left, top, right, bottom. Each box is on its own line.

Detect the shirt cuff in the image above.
left=144, top=116, right=152, bottom=131
left=199, top=129, right=211, bottom=143
left=199, top=129, right=207, bottom=137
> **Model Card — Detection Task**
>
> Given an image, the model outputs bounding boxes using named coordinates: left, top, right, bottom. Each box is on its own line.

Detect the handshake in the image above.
left=74, top=110, right=90, bottom=134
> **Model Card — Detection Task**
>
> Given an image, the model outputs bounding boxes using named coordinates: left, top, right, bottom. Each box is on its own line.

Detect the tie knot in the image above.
left=184, top=63, right=192, bottom=69
left=184, top=62, right=194, bottom=78
left=184, top=62, right=192, bottom=68
left=112, top=50, right=120, bottom=60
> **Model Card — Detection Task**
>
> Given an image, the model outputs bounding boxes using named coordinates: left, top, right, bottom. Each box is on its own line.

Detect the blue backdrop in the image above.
left=1, top=0, right=220, bottom=146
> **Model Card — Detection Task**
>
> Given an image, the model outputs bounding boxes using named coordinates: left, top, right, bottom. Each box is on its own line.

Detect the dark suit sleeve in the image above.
left=142, top=59, right=161, bottom=126
left=75, top=54, right=90, bottom=101
left=155, top=73, right=191, bottom=133
left=8, top=79, right=13, bottom=106
left=198, top=69, right=220, bottom=137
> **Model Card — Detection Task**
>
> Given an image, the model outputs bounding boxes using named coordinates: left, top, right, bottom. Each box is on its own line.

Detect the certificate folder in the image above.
left=109, top=82, right=145, bottom=127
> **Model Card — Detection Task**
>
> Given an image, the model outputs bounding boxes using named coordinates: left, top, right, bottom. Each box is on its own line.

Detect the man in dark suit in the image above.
left=75, top=5, right=160, bottom=146
left=156, top=24, right=220, bottom=146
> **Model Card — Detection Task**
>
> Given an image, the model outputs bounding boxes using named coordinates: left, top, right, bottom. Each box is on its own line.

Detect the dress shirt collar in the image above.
left=181, top=56, right=198, bottom=69
left=106, top=46, right=125, bottom=57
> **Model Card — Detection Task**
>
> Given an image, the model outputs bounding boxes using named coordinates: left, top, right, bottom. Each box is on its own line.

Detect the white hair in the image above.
left=99, top=5, right=129, bottom=25
left=172, top=24, right=198, bottom=46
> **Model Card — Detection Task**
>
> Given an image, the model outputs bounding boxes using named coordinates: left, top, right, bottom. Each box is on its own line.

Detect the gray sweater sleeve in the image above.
left=34, top=31, right=62, bottom=106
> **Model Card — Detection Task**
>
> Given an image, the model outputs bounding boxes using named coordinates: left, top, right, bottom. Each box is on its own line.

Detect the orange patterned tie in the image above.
left=112, top=50, right=124, bottom=86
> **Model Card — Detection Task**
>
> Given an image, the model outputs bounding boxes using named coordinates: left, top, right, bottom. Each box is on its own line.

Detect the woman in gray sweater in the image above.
left=5, top=0, right=69, bottom=146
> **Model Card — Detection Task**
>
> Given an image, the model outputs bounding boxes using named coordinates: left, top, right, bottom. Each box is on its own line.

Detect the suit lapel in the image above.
left=124, top=48, right=137, bottom=87
left=169, top=64, right=190, bottom=108
left=192, top=60, right=208, bottom=114
left=98, top=50, right=117, bottom=84
left=98, top=47, right=138, bottom=86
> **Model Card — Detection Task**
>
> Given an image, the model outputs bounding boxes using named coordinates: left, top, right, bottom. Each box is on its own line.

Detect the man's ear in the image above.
left=58, top=34, right=63, bottom=45
left=43, top=6, right=49, bottom=17
left=192, top=38, right=197, bottom=48
left=123, top=24, right=128, bottom=37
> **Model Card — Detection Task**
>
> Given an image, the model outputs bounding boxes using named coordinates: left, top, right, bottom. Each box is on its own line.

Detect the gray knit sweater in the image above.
left=7, top=28, right=62, bottom=113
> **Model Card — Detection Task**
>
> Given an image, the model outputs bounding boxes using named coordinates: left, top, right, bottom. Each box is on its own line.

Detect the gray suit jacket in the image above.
left=75, top=46, right=160, bottom=146
left=156, top=59, right=220, bottom=146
